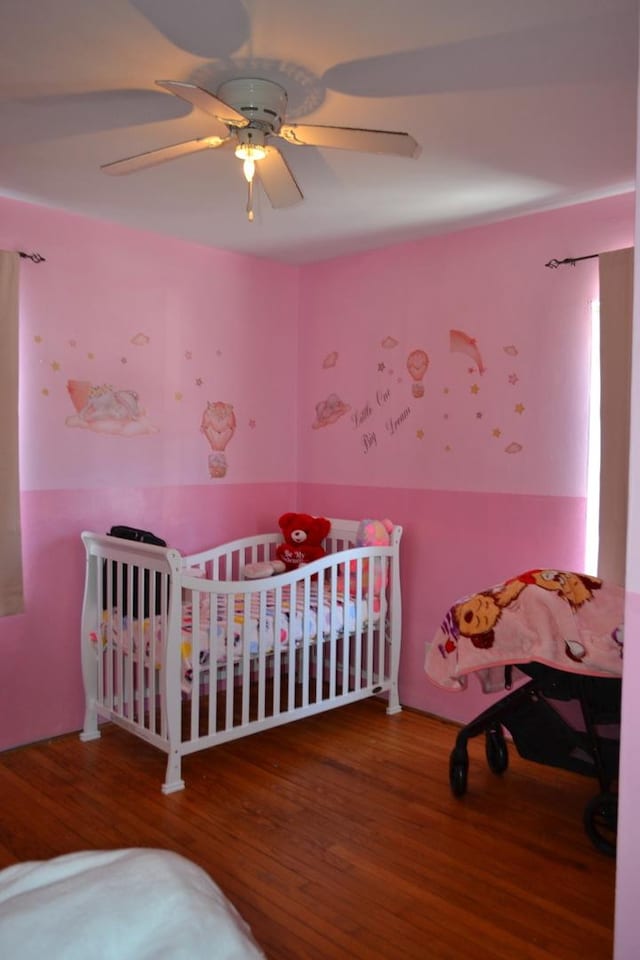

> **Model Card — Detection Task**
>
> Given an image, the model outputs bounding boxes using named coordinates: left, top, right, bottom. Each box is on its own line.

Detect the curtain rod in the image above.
left=18, top=251, right=46, bottom=263
left=545, top=254, right=597, bottom=269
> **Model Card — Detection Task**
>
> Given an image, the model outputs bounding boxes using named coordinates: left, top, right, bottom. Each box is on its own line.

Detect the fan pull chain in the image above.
left=246, top=179, right=254, bottom=222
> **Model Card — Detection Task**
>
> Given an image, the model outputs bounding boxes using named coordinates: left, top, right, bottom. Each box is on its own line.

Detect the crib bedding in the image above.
left=96, top=583, right=380, bottom=693
left=425, top=569, right=624, bottom=694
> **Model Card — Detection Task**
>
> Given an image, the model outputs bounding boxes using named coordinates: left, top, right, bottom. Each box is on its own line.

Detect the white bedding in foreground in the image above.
left=0, top=848, right=265, bottom=960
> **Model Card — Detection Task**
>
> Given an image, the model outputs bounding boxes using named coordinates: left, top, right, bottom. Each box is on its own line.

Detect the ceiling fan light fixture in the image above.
left=235, top=143, right=267, bottom=183
left=234, top=127, right=267, bottom=184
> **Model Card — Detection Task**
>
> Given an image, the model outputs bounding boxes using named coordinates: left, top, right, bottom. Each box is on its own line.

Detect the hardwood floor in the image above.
left=0, top=699, right=615, bottom=959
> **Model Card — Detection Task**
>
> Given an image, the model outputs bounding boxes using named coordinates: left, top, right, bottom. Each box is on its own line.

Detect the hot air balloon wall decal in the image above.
left=201, top=400, right=237, bottom=478
left=406, top=349, right=430, bottom=398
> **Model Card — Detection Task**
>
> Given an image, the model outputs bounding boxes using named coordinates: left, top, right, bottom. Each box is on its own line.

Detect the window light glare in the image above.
left=584, top=298, right=601, bottom=576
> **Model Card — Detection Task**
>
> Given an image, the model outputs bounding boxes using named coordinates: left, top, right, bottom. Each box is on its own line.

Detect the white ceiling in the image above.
left=1, top=0, right=638, bottom=264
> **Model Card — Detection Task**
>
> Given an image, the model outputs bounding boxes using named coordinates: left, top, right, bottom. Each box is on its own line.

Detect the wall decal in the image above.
left=381, top=336, right=398, bottom=349
left=312, top=393, right=351, bottom=429
left=201, top=400, right=237, bottom=478
left=131, top=333, right=150, bottom=346
left=449, top=329, right=486, bottom=374
left=406, top=348, right=429, bottom=397
left=65, top=379, right=159, bottom=436
left=322, top=351, right=338, bottom=368
left=505, top=442, right=523, bottom=454
left=503, top=345, right=519, bottom=357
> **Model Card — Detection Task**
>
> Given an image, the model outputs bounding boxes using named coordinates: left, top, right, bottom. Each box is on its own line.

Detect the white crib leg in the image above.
left=162, top=750, right=185, bottom=794
left=386, top=685, right=402, bottom=716
left=79, top=699, right=101, bottom=741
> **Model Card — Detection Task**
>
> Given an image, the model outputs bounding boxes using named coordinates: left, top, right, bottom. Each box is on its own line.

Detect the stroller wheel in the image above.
left=583, top=791, right=617, bottom=857
left=449, top=747, right=469, bottom=797
left=485, top=726, right=509, bottom=775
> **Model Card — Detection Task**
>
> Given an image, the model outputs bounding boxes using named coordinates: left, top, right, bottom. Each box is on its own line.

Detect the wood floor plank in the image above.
left=0, top=699, right=615, bottom=959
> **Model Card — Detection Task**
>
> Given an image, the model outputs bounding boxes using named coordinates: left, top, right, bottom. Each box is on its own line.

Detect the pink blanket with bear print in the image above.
left=425, top=569, right=624, bottom=693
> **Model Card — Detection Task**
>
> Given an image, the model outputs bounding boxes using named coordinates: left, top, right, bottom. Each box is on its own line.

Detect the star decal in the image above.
left=470, top=383, right=480, bottom=395
left=174, top=392, right=183, bottom=401
left=195, top=378, right=203, bottom=387
left=508, top=373, right=519, bottom=385
left=416, top=428, right=424, bottom=439
left=515, top=403, right=525, bottom=414
left=492, top=427, right=502, bottom=438
left=378, top=362, right=386, bottom=372
left=50, top=361, right=60, bottom=372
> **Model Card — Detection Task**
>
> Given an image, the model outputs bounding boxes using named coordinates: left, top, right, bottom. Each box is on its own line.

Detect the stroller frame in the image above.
left=448, top=662, right=621, bottom=855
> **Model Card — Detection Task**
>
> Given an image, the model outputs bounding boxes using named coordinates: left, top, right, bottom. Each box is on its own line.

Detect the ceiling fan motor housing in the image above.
left=217, top=78, right=288, bottom=133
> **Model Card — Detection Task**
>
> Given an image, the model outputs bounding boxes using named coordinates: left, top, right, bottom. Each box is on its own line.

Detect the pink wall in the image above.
left=298, top=192, right=635, bottom=723
left=0, top=197, right=299, bottom=749
left=613, top=25, right=640, bottom=954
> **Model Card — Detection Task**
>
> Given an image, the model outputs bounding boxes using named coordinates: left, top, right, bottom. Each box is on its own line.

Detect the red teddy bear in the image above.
left=276, top=512, right=331, bottom=571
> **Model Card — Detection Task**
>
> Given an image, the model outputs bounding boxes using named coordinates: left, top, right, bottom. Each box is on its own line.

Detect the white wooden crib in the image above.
left=80, top=518, right=403, bottom=792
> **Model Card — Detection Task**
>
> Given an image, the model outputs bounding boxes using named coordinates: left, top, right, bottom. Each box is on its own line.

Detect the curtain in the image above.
left=0, top=251, right=23, bottom=616
left=598, top=248, right=634, bottom=587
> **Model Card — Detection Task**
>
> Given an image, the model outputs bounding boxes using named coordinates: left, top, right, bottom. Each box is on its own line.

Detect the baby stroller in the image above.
left=448, top=662, right=621, bottom=856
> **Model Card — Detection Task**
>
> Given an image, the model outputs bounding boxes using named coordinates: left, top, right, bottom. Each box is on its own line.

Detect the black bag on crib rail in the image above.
left=108, top=525, right=167, bottom=547
left=102, top=526, right=167, bottom=617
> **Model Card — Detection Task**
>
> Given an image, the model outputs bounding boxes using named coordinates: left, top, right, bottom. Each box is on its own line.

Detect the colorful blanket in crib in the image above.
left=424, top=569, right=624, bottom=694
left=94, top=583, right=379, bottom=695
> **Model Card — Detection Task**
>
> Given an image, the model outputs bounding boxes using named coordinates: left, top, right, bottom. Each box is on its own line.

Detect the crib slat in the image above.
left=256, top=590, right=268, bottom=723
left=240, top=593, right=251, bottom=727
left=272, top=584, right=283, bottom=718
left=190, top=588, right=201, bottom=740
left=225, top=594, right=235, bottom=732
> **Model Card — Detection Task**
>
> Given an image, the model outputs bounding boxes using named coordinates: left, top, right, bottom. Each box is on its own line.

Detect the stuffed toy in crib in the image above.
left=276, top=512, right=331, bottom=571
left=242, top=512, right=331, bottom=579
left=353, top=518, right=394, bottom=594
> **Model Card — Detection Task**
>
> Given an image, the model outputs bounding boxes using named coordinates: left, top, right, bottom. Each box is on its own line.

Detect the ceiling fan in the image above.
left=101, top=78, right=420, bottom=221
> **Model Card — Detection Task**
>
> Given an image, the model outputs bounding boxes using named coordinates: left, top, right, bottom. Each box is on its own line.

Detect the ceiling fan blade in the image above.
left=279, top=123, right=420, bottom=158
left=156, top=80, right=248, bottom=129
left=257, top=147, right=303, bottom=208
left=101, top=136, right=228, bottom=175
